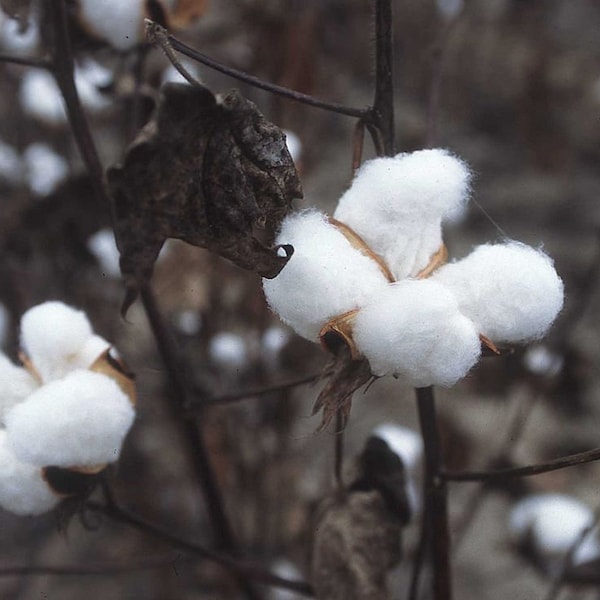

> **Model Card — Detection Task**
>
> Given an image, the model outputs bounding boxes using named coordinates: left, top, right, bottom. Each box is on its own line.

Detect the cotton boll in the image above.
left=6, top=370, right=135, bottom=468
left=261, top=326, right=290, bottom=369
left=0, top=431, right=58, bottom=516
left=73, top=60, right=113, bottom=113
left=267, top=559, right=304, bottom=600
left=334, top=149, right=471, bottom=280
left=20, top=301, right=94, bottom=382
left=263, top=211, right=390, bottom=341
left=283, top=130, right=302, bottom=165
left=78, top=335, right=111, bottom=367
left=209, top=332, right=248, bottom=372
left=87, top=228, right=121, bottom=278
left=509, top=494, right=600, bottom=569
left=353, top=279, right=481, bottom=387
left=0, top=354, right=38, bottom=426
left=0, top=12, right=39, bottom=53
left=161, top=60, right=201, bottom=85
left=431, top=242, right=564, bottom=343
left=20, top=70, right=65, bottom=124
left=23, top=143, right=69, bottom=197
left=0, top=139, right=23, bottom=186
left=523, top=344, right=563, bottom=377
left=78, top=0, right=146, bottom=51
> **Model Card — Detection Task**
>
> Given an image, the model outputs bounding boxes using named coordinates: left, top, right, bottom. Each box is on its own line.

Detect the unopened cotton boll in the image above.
left=0, top=431, right=58, bottom=516
left=20, top=301, right=94, bottom=382
left=263, top=210, right=390, bottom=341
left=509, top=494, right=600, bottom=569
left=78, top=0, right=146, bottom=50
left=0, top=354, right=38, bottom=425
left=353, top=279, right=481, bottom=387
left=6, top=370, right=135, bottom=468
left=334, top=149, right=471, bottom=280
left=431, top=242, right=564, bottom=343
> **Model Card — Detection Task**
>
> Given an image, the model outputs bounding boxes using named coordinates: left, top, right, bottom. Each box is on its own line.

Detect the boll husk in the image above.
left=0, top=431, right=59, bottom=516
left=6, top=370, right=135, bottom=469
left=263, top=210, right=390, bottom=341
left=352, top=279, right=481, bottom=387
left=431, top=242, right=564, bottom=343
left=334, top=149, right=470, bottom=280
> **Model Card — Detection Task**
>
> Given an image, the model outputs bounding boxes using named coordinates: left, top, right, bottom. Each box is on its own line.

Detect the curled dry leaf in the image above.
left=107, top=83, right=301, bottom=312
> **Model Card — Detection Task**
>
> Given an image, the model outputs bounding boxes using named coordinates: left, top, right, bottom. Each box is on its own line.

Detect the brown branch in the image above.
left=0, top=52, right=51, bottom=69
left=87, top=500, right=314, bottom=597
left=187, top=373, right=319, bottom=410
left=161, top=28, right=369, bottom=119
left=443, top=446, right=600, bottom=482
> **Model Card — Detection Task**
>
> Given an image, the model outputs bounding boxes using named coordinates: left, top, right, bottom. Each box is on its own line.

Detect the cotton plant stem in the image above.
left=416, top=386, right=452, bottom=600
left=0, top=52, right=50, bottom=68
left=334, top=411, right=345, bottom=487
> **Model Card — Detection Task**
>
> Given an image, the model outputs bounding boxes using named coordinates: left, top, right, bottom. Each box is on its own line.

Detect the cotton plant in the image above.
left=0, top=301, right=136, bottom=516
left=263, top=149, right=564, bottom=390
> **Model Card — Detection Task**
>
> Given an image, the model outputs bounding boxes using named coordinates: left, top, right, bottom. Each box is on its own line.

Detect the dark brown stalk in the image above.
left=0, top=52, right=50, bottom=68
left=416, top=386, right=452, bottom=600
left=334, top=411, right=345, bottom=487
left=87, top=501, right=314, bottom=597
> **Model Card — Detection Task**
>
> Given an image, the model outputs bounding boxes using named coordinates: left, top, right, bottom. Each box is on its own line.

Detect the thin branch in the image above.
left=0, top=554, right=184, bottom=577
left=334, top=412, right=345, bottom=488
left=416, top=386, right=452, bottom=600
left=87, top=501, right=314, bottom=597
left=162, top=30, right=369, bottom=119
left=443, top=447, right=600, bottom=482
left=0, top=52, right=51, bottom=69
left=188, top=373, right=319, bottom=410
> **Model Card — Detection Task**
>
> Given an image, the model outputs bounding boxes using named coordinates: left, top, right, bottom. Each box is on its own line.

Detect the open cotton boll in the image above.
left=353, top=279, right=481, bottom=387
left=0, top=12, right=39, bottom=53
left=87, top=228, right=121, bottom=278
left=23, top=143, right=69, bottom=196
left=509, top=494, right=600, bottom=568
left=73, top=61, right=112, bottom=113
left=0, top=431, right=58, bottom=516
left=0, top=354, right=38, bottom=425
left=20, top=70, right=66, bottom=124
left=371, top=423, right=423, bottom=471
left=6, top=370, right=135, bottom=468
left=263, top=210, right=390, bottom=341
left=78, top=0, right=146, bottom=50
left=0, top=139, right=23, bottom=186
left=209, top=332, right=248, bottom=372
left=334, top=149, right=471, bottom=280
left=431, top=242, right=564, bottom=343
left=20, top=301, right=94, bottom=382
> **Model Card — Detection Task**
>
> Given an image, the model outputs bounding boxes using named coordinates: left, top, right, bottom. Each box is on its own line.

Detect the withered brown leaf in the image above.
left=107, top=83, right=301, bottom=308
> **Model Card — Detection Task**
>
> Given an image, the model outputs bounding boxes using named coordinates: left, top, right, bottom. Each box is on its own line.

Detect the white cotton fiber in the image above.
left=23, top=143, right=69, bottom=196
left=209, top=332, right=248, bottom=372
left=20, top=70, right=66, bottom=124
left=20, top=301, right=95, bottom=382
left=0, top=431, right=58, bottom=516
left=509, top=494, right=600, bottom=568
left=263, top=210, right=390, bottom=341
left=371, top=423, right=423, bottom=471
left=431, top=242, right=564, bottom=343
left=334, top=149, right=471, bottom=280
left=0, top=354, right=38, bottom=425
left=352, top=279, right=481, bottom=387
left=78, top=0, right=146, bottom=50
left=6, top=370, right=135, bottom=468
left=87, top=228, right=121, bottom=278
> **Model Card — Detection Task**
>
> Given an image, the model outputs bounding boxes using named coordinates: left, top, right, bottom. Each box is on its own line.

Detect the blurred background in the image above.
left=1, top=0, right=600, bottom=598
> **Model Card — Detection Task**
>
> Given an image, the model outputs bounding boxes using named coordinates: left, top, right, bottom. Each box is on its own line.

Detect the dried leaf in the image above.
left=107, top=83, right=301, bottom=308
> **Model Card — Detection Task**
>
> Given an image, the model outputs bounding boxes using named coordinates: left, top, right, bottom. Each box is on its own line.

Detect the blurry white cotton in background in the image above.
left=209, top=332, right=248, bottom=373
left=87, top=228, right=121, bottom=278
left=0, top=139, right=23, bottom=186
left=23, top=143, right=68, bottom=196
left=436, top=0, right=464, bottom=20
left=20, top=70, right=66, bottom=124
left=261, top=326, right=290, bottom=369
left=173, top=309, right=202, bottom=336
left=161, top=60, right=201, bottom=85
left=0, top=11, right=39, bottom=53
left=523, top=344, right=564, bottom=377
left=283, top=130, right=302, bottom=165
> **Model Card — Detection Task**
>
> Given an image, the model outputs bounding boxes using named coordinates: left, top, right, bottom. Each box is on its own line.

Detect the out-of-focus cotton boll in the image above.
left=267, top=559, right=304, bottom=600
left=20, top=301, right=94, bottom=382
left=209, top=332, right=248, bottom=372
left=431, top=242, right=564, bottom=343
left=523, top=344, right=564, bottom=377
left=161, top=60, right=201, bottom=85
left=73, top=60, right=113, bottom=113
left=283, top=130, right=302, bottom=165
left=20, top=70, right=65, bottom=124
left=0, top=12, right=39, bottom=53
left=0, top=431, right=58, bottom=516
left=6, top=370, right=135, bottom=468
left=353, top=279, right=481, bottom=387
left=263, top=211, right=390, bottom=341
left=87, top=228, right=121, bottom=278
left=436, top=0, right=464, bottom=19
left=334, top=149, right=471, bottom=280
left=0, top=354, right=38, bottom=426
left=78, top=0, right=146, bottom=50
left=261, top=326, right=290, bottom=369
left=509, top=494, right=600, bottom=569
left=173, top=309, right=202, bottom=336
left=0, top=139, right=23, bottom=186
left=23, top=143, right=69, bottom=197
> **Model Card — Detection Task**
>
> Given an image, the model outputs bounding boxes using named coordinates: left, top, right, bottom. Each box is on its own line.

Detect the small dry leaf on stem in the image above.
left=107, top=82, right=302, bottom=313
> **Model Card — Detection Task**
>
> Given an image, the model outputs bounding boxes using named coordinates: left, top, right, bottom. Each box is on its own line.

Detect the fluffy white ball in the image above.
left=263, top=210, right=390, bottom=341
left=6, top=370, right=135, bottom=468
left=431, top=242, right=564, bottom=343
left=352, top=279, right=481, bottom=387
left=0, top=431, right=58, bottom=516
left=334, top=149, right=471, bottom=280
left=509, top=494, right=600, bottom=568
left=0, top=354, right=38, bottom=426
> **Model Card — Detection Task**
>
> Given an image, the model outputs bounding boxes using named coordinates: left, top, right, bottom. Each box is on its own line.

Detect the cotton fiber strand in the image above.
left=509, top=494, right=600, bottom=567
left=6, top=370, right=135, bottom=467
left=0, top=354, right=38, bottom=425
left=334, top=149, right=471, bottom=280
left=263, top=211, right=390, bottom=341
left=0, top=431, right=58, bottom=516
left=352, top=279, right=481, bottom=387
left=20, top=301, right=95, bottom=382
left=431, top=242, right=564, bottom=343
